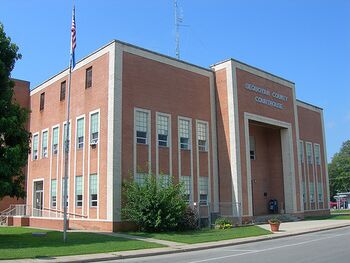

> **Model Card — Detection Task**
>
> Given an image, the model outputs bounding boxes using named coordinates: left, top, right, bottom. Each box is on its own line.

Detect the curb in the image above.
left=9, top=223, right=350, bottom=263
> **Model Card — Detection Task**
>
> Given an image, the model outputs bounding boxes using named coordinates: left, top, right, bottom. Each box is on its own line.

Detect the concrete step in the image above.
left=253, top=214, right=301, bottom=224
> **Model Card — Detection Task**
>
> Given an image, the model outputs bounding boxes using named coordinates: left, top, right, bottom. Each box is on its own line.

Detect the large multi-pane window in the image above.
left=310, top=183, right=315, bottom=203
left=89, top=174, right=98, bottom=207
left=157, top=174, right=171, bottom=188
left=318, top=182, right=323, bottom=202
left=157, top=115, right=169, bottom=147
left=90, top=112, right=99, bottom=144
left=135, top=111, right=148, bottom=144
left=249, top=136, right=256, bottom=160
left=52, top=127, right=59, bottom=155
left=180, top=176, right=191, bottom=203
left=41, top=131, right=48, bottom=158
left=135, top=173, right=147, bottom=186
left=197, top=122, right=208, bottom=152
left=299, top=140, right=304, bottom=164
left=199, top=176, right=209, bottom=206
left=314, top=144, right=321, bottom=165
left=179, top=119, right=190, bottom=150
left=75, top=176, right=83, bottom=207
left=306, top=143, right=313, bottom=164
left=51, top=179, right=57, bottom=207
left=76, top=118, right=84, bottom=149
left=62, top=178, right=69, bottom=207
left=32, top=134, right=39, bottom=160
left=302, top=180, right=306, bottom=204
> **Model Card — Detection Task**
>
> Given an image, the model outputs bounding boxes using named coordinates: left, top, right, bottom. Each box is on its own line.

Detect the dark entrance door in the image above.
left=33, top=181, right=43, bottom=216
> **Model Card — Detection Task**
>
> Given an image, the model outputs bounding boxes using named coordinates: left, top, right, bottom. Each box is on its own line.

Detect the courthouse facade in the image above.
left=10, top=40, right=329, bottom=231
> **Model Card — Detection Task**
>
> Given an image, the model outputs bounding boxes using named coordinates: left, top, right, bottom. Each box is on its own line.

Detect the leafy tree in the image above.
left=328, top=140, right=350, bottom=198
left=122, top=173, right=188, bottom=232
left=0, top=23, right=30, bottom=199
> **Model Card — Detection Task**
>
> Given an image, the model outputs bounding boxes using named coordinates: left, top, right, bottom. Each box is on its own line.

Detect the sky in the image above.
left=0, top=0, right=349, bottom=161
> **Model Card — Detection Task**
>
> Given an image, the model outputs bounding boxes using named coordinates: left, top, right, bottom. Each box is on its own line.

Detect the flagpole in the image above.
left=63, top=5, right=75, bottom=243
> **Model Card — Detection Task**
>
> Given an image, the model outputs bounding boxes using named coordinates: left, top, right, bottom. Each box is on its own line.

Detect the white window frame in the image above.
left=157, top=113, right=170, bottom=147
left=41, top=129, right=49, bottom=159
left=178, top=117, right=191, bottom=150
left=317, top=181, right=323, bottom=203
left=314, top=143, right=321, bottom=166
left=52, top=125, right=60, bottom=155
left=310, top=182, right=315, bottom=203
left=75, top=175, right=83, bottom=207
left=32, top=132, right=39, bottom=160
left=306, top=142, right=313, bottom=165
left=196, top=120, right=208, bottom=152
left=76, top=115, right=85, bottom=150
left=199, top=176, right=209, bottom=206
left=89, top=110, right=100, bottom=146
left=180, top=175, right=191, bottom=203
left=62, top=121, right=71, bottom=154
left=50, top=179, right=57, bottom=208
left=299, top=140, right=304, bottom=164
left=89, top=173, right=98, bottom=207
left=135, top=108, right=150, bottom=145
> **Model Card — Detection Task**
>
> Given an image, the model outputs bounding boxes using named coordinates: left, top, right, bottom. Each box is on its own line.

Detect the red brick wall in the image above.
left=122, top=52, right=214, bottom=204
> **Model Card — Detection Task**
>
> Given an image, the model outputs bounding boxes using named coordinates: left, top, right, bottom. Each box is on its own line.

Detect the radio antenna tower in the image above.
left=174, top=0, right=183, bottom=59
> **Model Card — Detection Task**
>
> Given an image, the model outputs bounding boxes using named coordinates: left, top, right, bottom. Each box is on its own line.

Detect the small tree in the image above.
left=122, top=173, right=187, bottom=232
left=0, top=23, right=30, bottom=199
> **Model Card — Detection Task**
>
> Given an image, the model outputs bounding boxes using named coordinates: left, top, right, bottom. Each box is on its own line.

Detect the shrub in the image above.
left=215, top=217, right=233, bottom=229
left=268, top=217, right=281, bottom=224
left=177, top=206, right=199, bottom=231
left=122, top=173, right=188, bottom=232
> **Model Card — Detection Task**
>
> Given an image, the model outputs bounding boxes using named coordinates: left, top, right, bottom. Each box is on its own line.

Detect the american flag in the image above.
left=70, top=6, right=76, bottom=69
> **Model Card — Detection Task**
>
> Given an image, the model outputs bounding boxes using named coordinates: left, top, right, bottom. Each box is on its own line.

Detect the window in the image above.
left=314, top=144, right=321, bottom=165
left=199, top=176, right=209, bottom=206
left=40, top=92, right=45, bottom=111
left=51, top=179, right=57, bottom=207
left=41, top=131, right=48, bottom=158
left=249, top=136, right=256, bottom=160
left=52, top=127, right=59, bottom=155
left=318, top=182, right=323, bottom=202
left=90, top=112, right=99, bottom=145
left=197, top=122, right=208, bottom=152
left=302, top=181, right=306, bottom=204
left=306, top=143, right=313, bottom=164
left=299, top=140, right=304, bottom=164
left=85, top=67, right=92, bottom=89
left=135, top=173, right=147, bottom=186
left=76, top=118, right=84, bottom=149
left=157, top=174, right=171, bottom=188
left=310, top=183, right=314, bottom=203
left=180, top=176, right=191, bottom=203
left=135, top=110, right=148, bottom=144
left=62, top=178, right=69, bottom=207
left=157, top=115, right=169, bottom=147
left=60, top=81, right=66, bottom=101
left=179, top=119, right=190, bottom=150
left=32, top=134, right=39, bottom=160
left=89, top=174, right=98, bottom=207
left=75, top=176, right=83, bottom=207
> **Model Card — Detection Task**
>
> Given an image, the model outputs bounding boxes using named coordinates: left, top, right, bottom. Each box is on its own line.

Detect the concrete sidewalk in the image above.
left=7, top=220, right=350, bottom=263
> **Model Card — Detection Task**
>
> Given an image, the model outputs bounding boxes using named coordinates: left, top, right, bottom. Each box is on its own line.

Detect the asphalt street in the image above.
left=108, top=226, right=350, bottom=263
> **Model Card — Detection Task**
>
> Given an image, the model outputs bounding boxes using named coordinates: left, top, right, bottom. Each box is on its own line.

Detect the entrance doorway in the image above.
left=33, top=181, right=43, bottom=217
left=249, top=121, right=285, bottom=216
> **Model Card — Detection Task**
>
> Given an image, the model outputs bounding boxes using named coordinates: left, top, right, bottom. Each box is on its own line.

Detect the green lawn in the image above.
left=304, top=214, right=350, bottom=221
left=128, top=226, right=271, bottom=244
left=0, top=227, right=163, bottom=260
left=331, top=209, right=350, bottom=214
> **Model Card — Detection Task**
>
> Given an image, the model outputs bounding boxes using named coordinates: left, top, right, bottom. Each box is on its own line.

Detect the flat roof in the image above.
left=296, top=99, right=323, bottom=111
left=211, top=58, right=295, bottom=85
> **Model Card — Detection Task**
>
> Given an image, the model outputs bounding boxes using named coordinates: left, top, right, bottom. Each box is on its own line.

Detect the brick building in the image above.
left=7, top=40, right=329, bottom=230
